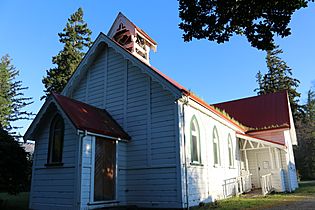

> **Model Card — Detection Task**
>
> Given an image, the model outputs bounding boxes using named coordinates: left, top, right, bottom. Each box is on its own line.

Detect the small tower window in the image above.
left=47, top=114, right=64, bottom=164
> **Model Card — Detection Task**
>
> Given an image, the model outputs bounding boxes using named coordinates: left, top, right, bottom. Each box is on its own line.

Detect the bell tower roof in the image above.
left=108, top=12, right=157, bottom=65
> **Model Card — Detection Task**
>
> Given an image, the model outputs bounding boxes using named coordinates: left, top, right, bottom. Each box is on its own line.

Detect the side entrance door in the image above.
left=94, top=137, right=116, bottom=201
left=256, top=151, right=271, bottom=188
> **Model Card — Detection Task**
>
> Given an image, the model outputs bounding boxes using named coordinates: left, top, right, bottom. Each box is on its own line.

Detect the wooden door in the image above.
left=256, top=151, right=271, bottom=188
left=94, top=137, right=116, bottom=201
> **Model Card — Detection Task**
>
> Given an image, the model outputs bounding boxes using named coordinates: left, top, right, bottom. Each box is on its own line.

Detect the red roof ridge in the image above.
left=213, top=90, right=288, bottom=106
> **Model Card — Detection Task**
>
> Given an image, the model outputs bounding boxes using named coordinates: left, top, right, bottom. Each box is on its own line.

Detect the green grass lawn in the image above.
left=0, top=182, right=314, bottom=210
left=192, top=182, right=315, bottom=210
left=0, top=192, right=29, bottom=210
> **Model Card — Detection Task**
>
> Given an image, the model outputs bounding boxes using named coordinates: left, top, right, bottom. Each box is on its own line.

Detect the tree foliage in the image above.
left=0, top=126, right=30, bottom=194
left=295, top=89, right=315, bottom=180
left=42, top=8, right=92, bottom=99
left=178, top=0, right=313, bottom=50
left=0, top=55, right=33, bottom=132
left=255, top=45, right=300, bottom=118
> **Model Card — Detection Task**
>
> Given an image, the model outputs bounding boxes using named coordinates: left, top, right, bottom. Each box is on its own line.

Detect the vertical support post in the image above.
left=244, top=149, right=249, bottom=171
left=269, top=147, right=274, bottom=169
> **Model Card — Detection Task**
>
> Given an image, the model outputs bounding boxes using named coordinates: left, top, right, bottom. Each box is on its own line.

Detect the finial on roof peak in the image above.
left=107, top=12, right=157, bottom=65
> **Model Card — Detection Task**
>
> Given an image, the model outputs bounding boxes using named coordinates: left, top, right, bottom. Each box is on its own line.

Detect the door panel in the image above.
left=94, top=137, right=116, bottom=201
left=256, top=151, right=271, bottom=188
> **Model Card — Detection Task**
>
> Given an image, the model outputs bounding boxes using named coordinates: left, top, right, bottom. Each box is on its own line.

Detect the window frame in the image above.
left=228, top=134, right=234, bottom=168
left=213, top=126, right=221, bottom=167
left=190, top=116, right=201, bottom=164
left=46, top=113, right=65, bottom=166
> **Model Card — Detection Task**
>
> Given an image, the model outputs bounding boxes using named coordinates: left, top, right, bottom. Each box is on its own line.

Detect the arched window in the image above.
left=190, top=116, right=201, bottom=163
left=213, top=126, right=220, bottom=165
left=47, top=114, right=64, bottom=164
left=228, top=134, right=234, bottom=167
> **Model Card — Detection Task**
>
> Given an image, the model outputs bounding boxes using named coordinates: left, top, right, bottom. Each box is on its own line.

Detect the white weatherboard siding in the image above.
left=181, top=103, right=240, bottom=207
left=71, top=45, right=182, bottom=208
left=30, top=112, right=79, bottom=210
left=284, top=130, right=298, bottom=191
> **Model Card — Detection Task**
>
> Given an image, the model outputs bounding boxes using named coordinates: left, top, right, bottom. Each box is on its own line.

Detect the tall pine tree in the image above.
left=255, top=45, right=300, bottom=119
left=0, top=55, right=33, bottom=132
left=42, top=8, right=92, bottom=99
left=295, top=89, right=315, bottom=179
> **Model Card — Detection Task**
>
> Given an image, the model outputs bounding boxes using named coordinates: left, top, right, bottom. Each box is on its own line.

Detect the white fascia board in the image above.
left=236, top=133, right=286, bottom=150
left=62, top=33, right=182, bottom=99
left=23, top=97, right=54, bottom=141
left=24, top=96, right=77, bottom=141
left=184, top=97, right=245, bottom=134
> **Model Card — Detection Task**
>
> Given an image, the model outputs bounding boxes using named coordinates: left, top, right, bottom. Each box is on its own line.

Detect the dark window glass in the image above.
left=48, top=114, right=64, bottom=164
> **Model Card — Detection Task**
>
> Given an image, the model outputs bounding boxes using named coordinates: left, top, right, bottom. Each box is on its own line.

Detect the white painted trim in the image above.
left=174, top=101, right=182, bottom=206
left=24, top=97, right=77, bottom=141
left=185, top=97, right=244, bottom=134
left=236, top=133, right=286, bottom=150
left=75, top=133, right=83, bottom=208
left=90, top=136, right=96, bottom=203
left=269, top=147, right=274, bottom=169
left=28, top=142, right=37, bottom=209
left=62, top=33, right=182, bottom=99
left=177, top=99, right=189, bottom=209
left=115, top=140, right=118, bottom=201
left=90, top=137, right=119, bottom=204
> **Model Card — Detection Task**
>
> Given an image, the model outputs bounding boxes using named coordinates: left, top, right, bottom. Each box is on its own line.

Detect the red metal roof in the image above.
left=213, top=91, right=290, bottom=130
left=52, top=93, right=130, bottom=140
left=106, top=34, right=291, bottom=133
left=109, top=35, right=246, bottom=132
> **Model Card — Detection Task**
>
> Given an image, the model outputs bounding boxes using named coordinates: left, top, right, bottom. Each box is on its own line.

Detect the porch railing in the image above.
left=223, top=173, right=252, bottom=198
left=261, top=173, right=273, bottom=195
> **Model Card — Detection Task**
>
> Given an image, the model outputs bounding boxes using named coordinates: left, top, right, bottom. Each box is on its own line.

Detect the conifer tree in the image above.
left=0, top=55, right=33, bottom=132
left=42, top=8, right=92, bottom=99
left=0, top=124, right=29, bottom=194
left=295, top=89, right=315, bottom=179
left=255, top=45, right=300, bottom=119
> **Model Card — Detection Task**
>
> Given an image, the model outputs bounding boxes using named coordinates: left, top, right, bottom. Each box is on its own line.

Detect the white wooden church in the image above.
left=24, top=13, right=298, bottom=210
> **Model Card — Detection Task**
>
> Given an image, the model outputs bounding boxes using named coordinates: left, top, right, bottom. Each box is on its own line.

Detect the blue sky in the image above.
left=1, top=1, right=314, bottom=136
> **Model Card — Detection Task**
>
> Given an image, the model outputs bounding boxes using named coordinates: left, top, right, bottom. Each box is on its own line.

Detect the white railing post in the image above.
left=261, top=173, right=272, bottom=195
left=223, top=173, right=253, bottom=198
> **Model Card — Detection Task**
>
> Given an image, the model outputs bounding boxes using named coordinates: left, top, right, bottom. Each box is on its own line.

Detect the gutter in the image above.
left=77, top=130, right=129, bottom=142
left=180, top=97, right=189, bottom=210
left=76, top=130, right=87, bottom=208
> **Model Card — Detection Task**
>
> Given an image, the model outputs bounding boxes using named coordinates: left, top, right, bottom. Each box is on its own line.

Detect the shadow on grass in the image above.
left=0, top=192, right=29, bottom=210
